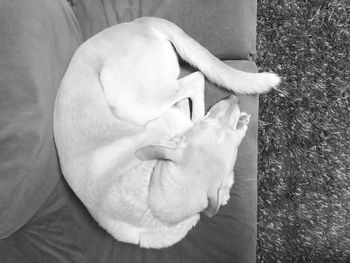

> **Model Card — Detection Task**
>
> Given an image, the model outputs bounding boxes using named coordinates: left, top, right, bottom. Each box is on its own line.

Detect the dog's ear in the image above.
left=135, top=140, right=184, bottom=162
left=203, top=187, right=222, bottom=217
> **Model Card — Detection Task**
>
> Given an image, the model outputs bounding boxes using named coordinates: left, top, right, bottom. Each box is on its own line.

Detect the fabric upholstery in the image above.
left=65, top=60, right=258, bottom=263
left=0, top=0, right=258, bottom=262
left=73, top=0, right=257, bottom=60
left=0, top=0, right=82, bottom=239
left=0, top=181, right=86, bottom=263
left=72, top=1, right=259, bottom=262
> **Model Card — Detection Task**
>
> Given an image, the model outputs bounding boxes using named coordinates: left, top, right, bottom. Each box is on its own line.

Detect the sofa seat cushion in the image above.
left=66, top=59, right=258, bottom=263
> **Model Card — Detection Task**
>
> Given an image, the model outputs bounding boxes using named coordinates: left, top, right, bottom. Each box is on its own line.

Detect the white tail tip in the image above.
left=260, top=72, right=281, bottom=88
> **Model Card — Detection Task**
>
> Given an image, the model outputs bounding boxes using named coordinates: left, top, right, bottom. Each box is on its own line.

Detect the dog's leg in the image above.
left=153, top=72, right=204, bottom=124
left=90, top=131, right=151, bottom=179
left=90, top=107, right=194, bottom=179
left=174, top=99, right=190, bottom=120
left=174, top=71, right=205, bottom=122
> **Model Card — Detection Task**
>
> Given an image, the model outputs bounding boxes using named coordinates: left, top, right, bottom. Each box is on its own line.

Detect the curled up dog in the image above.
left=53, top=17, right=280, bottom=248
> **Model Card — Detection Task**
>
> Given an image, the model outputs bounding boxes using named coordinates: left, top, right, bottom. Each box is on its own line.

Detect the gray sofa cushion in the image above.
left=66, top=60, right=258, bottom=263
left=0, top=0, right=82, bottom=239
left=73, top=0, right=257, bottom=60
left=69, top=1, right=258, bottom=262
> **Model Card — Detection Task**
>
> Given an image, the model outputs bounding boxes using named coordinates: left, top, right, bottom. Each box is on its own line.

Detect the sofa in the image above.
left=67, top=1, right=259, bottom=262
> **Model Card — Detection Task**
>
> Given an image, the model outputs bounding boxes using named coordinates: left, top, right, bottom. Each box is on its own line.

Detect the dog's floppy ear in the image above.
left=135, top=140, right=184, bottom=162
left=203, top=187, right=222, bottom=217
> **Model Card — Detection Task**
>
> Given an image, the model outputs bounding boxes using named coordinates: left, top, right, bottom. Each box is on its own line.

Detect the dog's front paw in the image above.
left=231, top=112, right=250, bottom=146
left=219, top=188, right=231, bottom=206
left=236, top=112, right=250, bottom=129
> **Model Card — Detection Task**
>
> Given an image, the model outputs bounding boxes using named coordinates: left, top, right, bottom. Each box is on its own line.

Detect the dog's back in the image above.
left=54, top=18, right=254, bottom=248
left=54, top=44, right=201, bottom=248
left=87, top=17, right=280, bottom=124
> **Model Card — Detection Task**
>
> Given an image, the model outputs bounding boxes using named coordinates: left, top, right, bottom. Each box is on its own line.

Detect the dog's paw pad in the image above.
left=237, top=113, right=250, bottom=128
left=219, top=190, right=231, bottom=206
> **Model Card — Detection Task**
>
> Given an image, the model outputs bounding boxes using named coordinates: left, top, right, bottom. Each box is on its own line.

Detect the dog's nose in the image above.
left=225, top=95, right=241, bottom=128
left=206, top=95, right=240, bottom=127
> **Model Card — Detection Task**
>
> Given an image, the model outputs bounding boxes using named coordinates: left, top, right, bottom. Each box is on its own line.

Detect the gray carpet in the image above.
left=256, top=0, right=350, bottom=262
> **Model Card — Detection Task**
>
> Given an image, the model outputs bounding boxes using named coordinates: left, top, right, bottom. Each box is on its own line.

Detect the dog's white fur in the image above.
left=54, top=17, right=279, bottom=248
left=136, top=96, right=250, bottom=224
left=82, top=17, right=279, bottom=125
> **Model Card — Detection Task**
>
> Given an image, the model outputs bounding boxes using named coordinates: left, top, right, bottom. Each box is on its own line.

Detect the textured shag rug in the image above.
left=256, top=0, right=350, bottom=262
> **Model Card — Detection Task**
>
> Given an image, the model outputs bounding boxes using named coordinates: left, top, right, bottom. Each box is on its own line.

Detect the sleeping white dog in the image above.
left=53, top=17, right=280, bottom=248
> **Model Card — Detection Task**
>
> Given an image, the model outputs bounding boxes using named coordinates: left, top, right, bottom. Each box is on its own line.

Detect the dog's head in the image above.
left=189, top=95, right=249, bottom=217
left=137, top=95, right=249, bottom=222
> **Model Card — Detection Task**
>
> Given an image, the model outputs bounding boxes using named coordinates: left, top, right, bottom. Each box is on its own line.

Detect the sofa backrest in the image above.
left=72, top=0, right=257, bottom=60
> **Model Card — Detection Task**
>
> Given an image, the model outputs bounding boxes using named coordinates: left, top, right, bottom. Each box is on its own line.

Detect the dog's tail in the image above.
left=142, top=17, right=280, bottom=94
